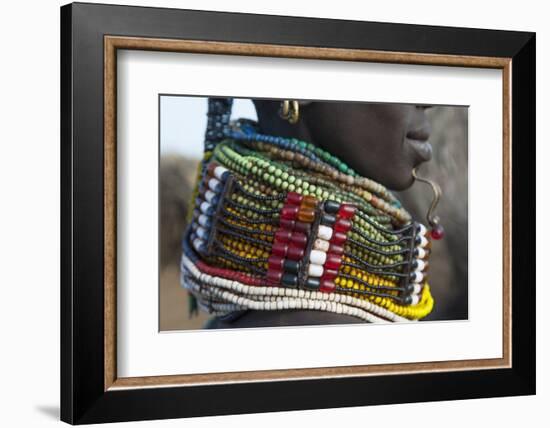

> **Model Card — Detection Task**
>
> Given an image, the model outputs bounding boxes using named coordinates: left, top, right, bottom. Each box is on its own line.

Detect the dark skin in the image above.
left=206, top=100, right=432, bottom=329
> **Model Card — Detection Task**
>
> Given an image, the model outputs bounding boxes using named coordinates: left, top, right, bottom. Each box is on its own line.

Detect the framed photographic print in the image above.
left=60, top=2, right=536, bottom=424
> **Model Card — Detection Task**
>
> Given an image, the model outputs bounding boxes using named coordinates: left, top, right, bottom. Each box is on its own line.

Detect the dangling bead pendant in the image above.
left=430, top=223, right=445, bottom=240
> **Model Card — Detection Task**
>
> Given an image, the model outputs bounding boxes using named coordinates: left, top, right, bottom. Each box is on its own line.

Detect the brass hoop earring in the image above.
left=279, top=100, right=299, bottom=124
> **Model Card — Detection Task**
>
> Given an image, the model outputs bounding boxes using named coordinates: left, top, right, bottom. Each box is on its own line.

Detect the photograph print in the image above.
left=159, top=96, right=468, bottom=330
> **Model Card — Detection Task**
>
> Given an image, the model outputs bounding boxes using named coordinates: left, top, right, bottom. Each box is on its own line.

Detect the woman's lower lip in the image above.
left=407, top=139, right=433, bottom=162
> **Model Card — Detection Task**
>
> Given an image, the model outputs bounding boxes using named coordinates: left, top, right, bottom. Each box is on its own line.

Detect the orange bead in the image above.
left=297, top=207, right=315, bottom=223
left=301, top=195, right=318, bottom=209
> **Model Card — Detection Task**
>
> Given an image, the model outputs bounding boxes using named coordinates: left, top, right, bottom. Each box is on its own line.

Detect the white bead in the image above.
left=412, top=271, right=424, bottom=283
left=418, top=223, right=427, bottom=236
left=214, top=165, right=229, bottom=180
left=309, top=250, right=327, bottom=265
left=208, top=177, right=221, bottom=192
left=307, top=263, right=324, bottom=277
left=204, top=190, right=216, bottom=203
left=198, top=214, right=210, bottom=228
left=317, top=225, right=333, bottom=241
left=418, top=235, right=428, bottom=248
left=416, top=247, right=426, bottom=259
left=313, top=238, right=330, bottom=252
left=411, top=295, right=420, bottom=305
left=200, top=201, right=211, bottom=214
left=415, top=259, right=426, bottom=271
left=192, top=238, right=204, bottom=250
left=413, top=284, right=422, bottom=294
left=196, top=226, right=208, bottom=240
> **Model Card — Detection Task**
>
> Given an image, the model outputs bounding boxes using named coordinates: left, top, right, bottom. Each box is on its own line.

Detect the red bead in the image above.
left=271, top=242, right=288, bottom=257
left=279, top=219, right=295, bottom=230
left=338, top=204, right=357, bottom=219
left=330, top=232, right=347, bottom=245
left=328, top=244, right=344, bottom=255
left=334, top=218, right=352, bottom=233
left=321, top=269, right=338, bottom=281
left=281, top=205, right=299, bottom=220
left=206, top=162, right=218, bottom=176
left=290, top=232, right=307, bottom=246
left=294, top=221, right=311, bottom=234
left=320, top=280, right=336, bottom=293
left=287, top=245, right=305, bottom=261
left=268, top=255, right=284, bottom=270
left=274, top=229, right=292, bottom=243
left=285, top=191, right=303, bottom=206
left=324, top=254, right=342, bottom=270
left=266, top=269, right=282, bottom=284
left=430, top=224, right=445, bottom=240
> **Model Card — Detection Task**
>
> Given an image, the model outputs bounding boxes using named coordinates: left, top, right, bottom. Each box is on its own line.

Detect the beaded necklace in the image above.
left=181, top=98, right=437, bottom=322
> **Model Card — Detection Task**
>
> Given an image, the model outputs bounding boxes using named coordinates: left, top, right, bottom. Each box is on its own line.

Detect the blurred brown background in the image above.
left=159, top=104, right=468, bottom=330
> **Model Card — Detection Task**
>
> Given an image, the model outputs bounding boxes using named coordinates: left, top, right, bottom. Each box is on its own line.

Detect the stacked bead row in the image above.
left=190, top=162, right=230, bottom=254
left=266, top=192, right=317, bottom=288
left=182, top=239, right=434, bottom=321
left=181, top=252, right=411, bottom=323
left=305, top=200, right=358, bottom=293
left=403, top=223, right=431, bottom=305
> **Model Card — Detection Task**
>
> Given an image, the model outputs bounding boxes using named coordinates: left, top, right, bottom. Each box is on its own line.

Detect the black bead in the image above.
left=403, top=295, right=413, bottom=305
left=324, top=200, right=341, bottom=214
left=281, top=273, right=298, bottom=288
left=304, top=277, right=321, bottom=290
left=405, top=283, right=415, bottom=293
left=283, top=260, right=300, bottom=274
left=320, top=213, right=337, bottom=226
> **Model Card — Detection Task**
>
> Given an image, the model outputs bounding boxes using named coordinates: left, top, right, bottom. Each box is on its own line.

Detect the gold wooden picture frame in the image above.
left=104, top=36, right=512, bottom=391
